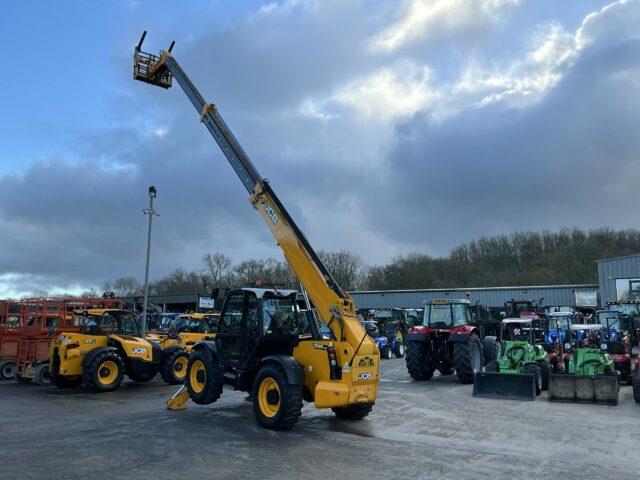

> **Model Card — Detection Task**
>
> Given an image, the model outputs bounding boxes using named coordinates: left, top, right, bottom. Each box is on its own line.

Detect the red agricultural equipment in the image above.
left=405, top=299, right=489, bottom=384
left=1, top=296, right=126, bottom=384
left=0, top=300, right=26, bottom=379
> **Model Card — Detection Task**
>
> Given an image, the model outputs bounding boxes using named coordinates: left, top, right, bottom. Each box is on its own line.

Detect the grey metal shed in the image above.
left=596, top=253, right=640, bottom=305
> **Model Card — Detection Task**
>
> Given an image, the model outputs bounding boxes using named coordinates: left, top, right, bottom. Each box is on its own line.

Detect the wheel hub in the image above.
left=266, top=388, right=280, bottom=405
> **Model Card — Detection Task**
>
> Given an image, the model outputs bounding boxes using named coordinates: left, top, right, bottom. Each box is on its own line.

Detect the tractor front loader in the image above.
left=548, top=324, right=619, bottom=405
left=473, top=318, right=550, bottom=401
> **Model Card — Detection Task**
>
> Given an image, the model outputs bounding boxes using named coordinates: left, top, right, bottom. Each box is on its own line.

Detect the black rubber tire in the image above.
left=484, top=361, right=499, bottom=373
left=454, top=335, right=483, bottom=384
left=53, top=375, right=83, bottom=389
left=381, top=347, right=393, bottom=360
left=83, top=350, right=125, bottom=392
left=251, top=363, right=303, bottom=430
left=633, top=370, right=640, bottom=403
left=482, top=336, right=498, bottom=363
left=524, top=363, right=542, bottom=396
left=34, top=364, right=52, bottom=386
left=405, top=341, right=434, bottom=381
left=186, top=348, right=222, bottom=405
left=538, top=363, right=550, bottom=391
left=161, top=348, right=190, bottom=385
left=332, top=403, right=374, bottom=421
left=0, top=361, right=17, bottom=380
left=393, top=341, right=405, bottom=358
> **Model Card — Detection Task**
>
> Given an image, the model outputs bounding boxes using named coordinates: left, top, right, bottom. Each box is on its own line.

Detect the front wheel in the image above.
left=0, top=361, right=17, bottom=380
left=454, top=335, right=482, bottom=384
left=34, top=364, right=52, bottom=386
left=252, top=363, right=303, bottom=430
left=161, top=348, right=190, bottom=385
left=83, top=351, right=125, bottom=392
left=332, top=403, right=373, bottom=421
left=382, top=347, right=393, bottom=360
left=186, top=348, right=222, bottom=405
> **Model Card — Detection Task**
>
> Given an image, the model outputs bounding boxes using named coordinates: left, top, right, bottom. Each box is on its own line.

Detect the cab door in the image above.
left=216, top=292, right=245, bottom=365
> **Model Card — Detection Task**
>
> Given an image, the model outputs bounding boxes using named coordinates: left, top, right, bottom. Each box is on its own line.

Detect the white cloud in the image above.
left=370, top=0, right=522, bottom=53
left=152, top=126, right=169, bottom=138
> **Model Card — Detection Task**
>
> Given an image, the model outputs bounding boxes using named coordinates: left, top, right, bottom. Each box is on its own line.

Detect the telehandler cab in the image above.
left=50, top=309, right=162, bottom=391
left=473, top=318, right=550, bottom=401
left=133, top=33, right=379, bottom=430
left=548, top=324, right=619, bottom=405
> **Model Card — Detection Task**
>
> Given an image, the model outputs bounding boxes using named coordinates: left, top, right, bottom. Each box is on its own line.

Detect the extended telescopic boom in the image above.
left=133, top=33, right=370, bottom=351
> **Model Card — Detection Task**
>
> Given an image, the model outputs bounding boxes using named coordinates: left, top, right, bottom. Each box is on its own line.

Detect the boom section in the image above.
left=132, top=36, right=367, bottom=346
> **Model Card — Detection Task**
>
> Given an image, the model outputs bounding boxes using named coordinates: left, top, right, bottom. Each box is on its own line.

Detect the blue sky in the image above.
left=1, top=0, right=638, bottom=296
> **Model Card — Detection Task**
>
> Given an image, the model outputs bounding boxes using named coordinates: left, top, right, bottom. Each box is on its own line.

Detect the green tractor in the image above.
left=548, top=324, right=619, bottom=405
left=473, top=318, right=550, bottom=401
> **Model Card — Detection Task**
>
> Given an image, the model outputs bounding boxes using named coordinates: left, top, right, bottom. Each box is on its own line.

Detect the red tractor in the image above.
left=0, top=300, right=25, bottom=380
left=405, top=299, right=490, bottom=384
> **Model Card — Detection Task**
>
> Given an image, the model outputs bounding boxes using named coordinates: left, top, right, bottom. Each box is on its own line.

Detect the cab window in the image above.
left=219, top=294, right=244, bottom=334
left=262, top=297, right=298, bottom=335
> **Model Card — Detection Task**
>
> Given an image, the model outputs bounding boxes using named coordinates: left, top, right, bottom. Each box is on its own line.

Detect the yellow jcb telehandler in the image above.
left=133, top=33, right=379, bottom=430
left=50, top=309, right=162, bottom=391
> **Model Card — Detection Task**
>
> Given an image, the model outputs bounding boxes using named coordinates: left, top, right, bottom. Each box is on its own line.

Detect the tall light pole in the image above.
left=141, top=185, right=158, bottom=338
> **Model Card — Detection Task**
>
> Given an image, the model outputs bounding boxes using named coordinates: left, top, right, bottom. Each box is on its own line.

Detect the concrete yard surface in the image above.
left=1, top=359, right=638, bottom=479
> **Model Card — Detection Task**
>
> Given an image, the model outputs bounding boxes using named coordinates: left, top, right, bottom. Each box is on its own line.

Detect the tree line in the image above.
left=37, top=228, right=640, bottom=298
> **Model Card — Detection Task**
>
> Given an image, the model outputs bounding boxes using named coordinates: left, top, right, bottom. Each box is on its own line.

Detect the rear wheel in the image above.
left=34, top=364, right=51, bottom=386
left=186, top=348, right=222, bottom=405
left=83, top=351, right=125, bottom=392
left=252, top=363, right=303, bottom=430
left=161, top=348, right=190, bottom=385
left=525, top=363, right=542, bottom=396
left=454, top=335, right=482, bottom=384
left=0, top=361, right=17, bottom=380
left=332, top=403, right=373, bottom=421
left=405, top=341, right=434, bottom=381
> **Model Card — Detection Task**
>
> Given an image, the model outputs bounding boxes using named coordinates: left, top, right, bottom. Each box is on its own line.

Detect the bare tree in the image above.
left=112, top=277, right=142, bottom=297
left=318, top=250, right=364, bottom=291
left=202, top=253, right=233, bottom=288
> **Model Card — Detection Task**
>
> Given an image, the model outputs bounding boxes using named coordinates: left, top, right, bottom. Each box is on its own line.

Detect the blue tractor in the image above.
left=361, top=320, right=404, bottom=359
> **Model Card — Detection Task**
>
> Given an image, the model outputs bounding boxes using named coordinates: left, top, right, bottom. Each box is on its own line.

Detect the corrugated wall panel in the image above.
left=349, top=285, right=599, bottom=309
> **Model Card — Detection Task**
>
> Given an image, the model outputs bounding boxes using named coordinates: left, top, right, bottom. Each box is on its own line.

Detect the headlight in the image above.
left=600, top=343, right=608, bottom=351
left=564, top=343, right=571, bottom=350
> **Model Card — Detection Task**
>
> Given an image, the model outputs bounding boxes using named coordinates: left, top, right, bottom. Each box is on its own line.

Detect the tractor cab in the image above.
left=498, top=318, right=546, bottom=350
left=420, top=299, right=472, bottom=331
left=595, top=310, right=632, bottom=382
left=178, top=313, right=219, bottom=334
left=545, top=311, right=579, bottom=345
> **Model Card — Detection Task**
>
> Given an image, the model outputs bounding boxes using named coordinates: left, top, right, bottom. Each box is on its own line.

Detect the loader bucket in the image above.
left=472, top=372, right=536, bottom=401
left=548, top=374, right=619, bottom=405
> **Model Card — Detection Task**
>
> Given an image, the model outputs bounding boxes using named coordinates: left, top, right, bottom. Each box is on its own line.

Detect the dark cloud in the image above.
left=1, top=0, right=638, bottom=295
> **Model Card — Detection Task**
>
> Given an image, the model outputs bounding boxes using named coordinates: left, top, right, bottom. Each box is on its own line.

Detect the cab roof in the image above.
left=75, top=308, right=130, bottom=315
left=424, top=298, right=470, bottom=305
left=501, top=318, right=534, bottom=324
left=570, top=324, right=602, bottom=331
left=237, top=288, right=297, bottom=298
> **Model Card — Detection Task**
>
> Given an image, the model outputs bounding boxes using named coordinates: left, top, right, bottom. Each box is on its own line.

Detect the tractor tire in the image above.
left=0, top=361, right=17, bottom=380
left=34, top=364, right=52, bottom=386
left=186, top=348, right=222, bottom=405
left=332, top=403, right=374, bottom=421
left=161, top=348, right=190, bottom=385
left=83, top=350, right=125, bottom=392
left=484, top=361, right=499, bottom=373
left=405, top=341, right=434, bottom=381
left=538, top=363, right=550, bottom=391
left=454, top=335, right=482, bottom=384
left=524, top=363, right=542, bottom=396
left=53, top=375, right=82, bottom=389
left=382, top=347, right=393, bottom=360
left=482, top=336, right=498, bottom=363
left=393, top=341, right=405, bottom=359
left=633, top=370, right=640, bottom=403
left=252, top=363, right=303, bottom=430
